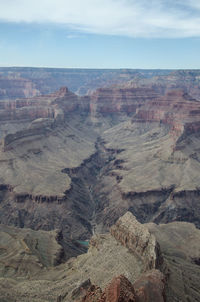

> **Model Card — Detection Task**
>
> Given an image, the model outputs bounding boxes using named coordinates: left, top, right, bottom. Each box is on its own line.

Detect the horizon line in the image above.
left=1, top=66, right=200, bottom=71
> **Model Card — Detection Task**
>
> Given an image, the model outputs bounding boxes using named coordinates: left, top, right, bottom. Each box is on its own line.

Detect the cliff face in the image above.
left=0, top=212, right=167, bottom=302
left=0, top=86, right=78, bottom=123
left=0, top=67, right=172, bottom=97
left=110, top=212, right=162, bottom=271
left=125, top=70, right=200, bottom=101
left=90, top=87, right=158, bottom=117
left=0, top=83, right=200, bottom=236
left=0, top=76, right=40, bottom=99
left=0, top=83, right=200, bottom=252
left=134, top=90, right=200, bottom=138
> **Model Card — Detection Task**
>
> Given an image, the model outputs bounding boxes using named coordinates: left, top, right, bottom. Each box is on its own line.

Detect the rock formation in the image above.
left=0, top=67, right=172, bottom=97
left=77, top=275, right=137, bottom=302
left=0, top=212, right=168, bottom=302
left=134, top=90, right=200, bottom=139
left=1, top=212, right=200, bottom=302
left=0, top=81, right=200, bottom=242
left=0, top=76, right=40, bottom=99
left=78, top=271, right=166, bottom=302
left=90, top=87, right=158, bottom=117
left=110, top=212, right=162, bottom=270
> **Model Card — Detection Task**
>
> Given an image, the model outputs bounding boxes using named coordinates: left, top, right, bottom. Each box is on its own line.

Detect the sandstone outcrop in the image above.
left=76, top=275, right=137, bottom=302
left=134, top=90, right=200, bottom=139
left=78, top=271, right=165, bottom=302
left=102, top=275, right=137, bottom=302
left=90, top=87, right=158, bottom=117
left=110, top=212, right=162, bottom=271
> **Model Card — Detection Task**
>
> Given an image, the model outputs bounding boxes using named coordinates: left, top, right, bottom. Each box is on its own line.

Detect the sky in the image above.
left=0, top=0, right=200, bottom=69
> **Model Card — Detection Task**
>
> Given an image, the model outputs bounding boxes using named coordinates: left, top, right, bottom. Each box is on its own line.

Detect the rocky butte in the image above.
left=0, top=69, right=200, bottom=301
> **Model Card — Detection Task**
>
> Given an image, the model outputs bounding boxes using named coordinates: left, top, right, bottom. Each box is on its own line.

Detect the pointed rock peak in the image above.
left=56, top=86, right=69, bottom=97
left=74, top=275, right=137, bottom=302
left=103, top=275, right=137, bottom=302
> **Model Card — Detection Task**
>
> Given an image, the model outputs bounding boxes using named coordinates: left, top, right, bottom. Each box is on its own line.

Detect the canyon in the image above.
left=0, top=68, right=200, bottom=301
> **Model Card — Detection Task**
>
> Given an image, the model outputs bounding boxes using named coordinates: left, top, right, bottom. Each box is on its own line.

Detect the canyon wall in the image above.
left=90, top=87, right=159, bottom=116
left=110, top=212, right=162, bottom=271
left=0, top=82, right=200, bottom=246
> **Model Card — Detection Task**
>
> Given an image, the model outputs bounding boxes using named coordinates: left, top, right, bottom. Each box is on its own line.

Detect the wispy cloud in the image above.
left=0, top=0, right=200, bottom=38
left=66, top=34, right=83, bottom=39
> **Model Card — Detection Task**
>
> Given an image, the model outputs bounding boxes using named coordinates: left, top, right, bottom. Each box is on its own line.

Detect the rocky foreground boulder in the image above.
left=75, top=271, right=165, bottom=302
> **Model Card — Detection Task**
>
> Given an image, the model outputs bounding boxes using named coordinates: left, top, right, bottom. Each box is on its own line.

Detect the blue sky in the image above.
left=0, top=0, right=200, bottom=68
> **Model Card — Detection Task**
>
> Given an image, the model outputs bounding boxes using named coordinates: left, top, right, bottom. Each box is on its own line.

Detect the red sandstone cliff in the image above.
left=134, top=90, right=200, bottom=138
left=89, top=87, right=159, bottom=116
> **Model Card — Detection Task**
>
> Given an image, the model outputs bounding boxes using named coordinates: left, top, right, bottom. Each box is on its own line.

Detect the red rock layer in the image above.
left=0, top=86, right=160, bottom=123
left=0, top=77, right=40, bottom=99
left=76, top=272, right=165, bottom=302
left=0, top=87, right=74, bottom=122
left=102, top=275, right=137, bottom=302
left=76, top=275, right=137, bottom=302
left=134, top=90, right=200, bottom=137
left=90, top=88, right=159, bottom=116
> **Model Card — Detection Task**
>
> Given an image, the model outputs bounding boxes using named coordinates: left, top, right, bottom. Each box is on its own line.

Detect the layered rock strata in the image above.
left=134, top=90, right=200, bottom=139
left=1, top=83, right=200, bottom=246
left=0, top=67, right=172, bottom=97
left=90, top=87, right=159, bottom=117
left=0, top=212, right=200, bottom=301
left=110, top=212, right=162, bottom=271
left=0, top=212, right=167, bottom=302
